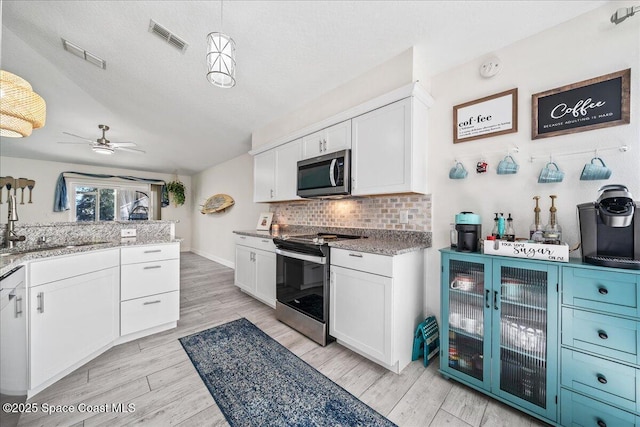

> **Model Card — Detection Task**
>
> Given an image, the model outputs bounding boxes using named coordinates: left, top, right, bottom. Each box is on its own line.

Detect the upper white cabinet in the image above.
left=254, top=139, right=302, bottom=203
left=351, top=97, right=428, bottom=196
left=302, top=120, right=351, bottom=159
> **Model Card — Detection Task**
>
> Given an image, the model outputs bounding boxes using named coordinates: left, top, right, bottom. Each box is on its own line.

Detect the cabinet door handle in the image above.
left=319, top=140, right=322, bottom=152
left=598, top=330, right=608, bottom=340
left=485, top=290, right=490, bottom=309
left=144, top=249, right=162, bottom=254
left=494, top=291, right=499, bottom=310
left=37, top=292, right=45, bottom=313
left=323, top=139, right=327, bottom=151
left=596, top=374, right=608, bottom=385
left=270, top=189, right=274, bottom=198
left=143, top=300, right=162, bottom=305
left=348, top=253, right=363, bottom=258
left=144, top=265, right=162, bottom=270
left=15, top=295, right=23, bottom=318
left=598, top=287, right=608, bottom=295
left=597, top=419, right=607, bottom=427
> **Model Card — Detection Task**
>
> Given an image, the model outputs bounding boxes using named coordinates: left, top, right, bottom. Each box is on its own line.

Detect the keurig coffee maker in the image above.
left=455, top=212, right=481, bottom=252
left=577, top=185, right=640, bottom=270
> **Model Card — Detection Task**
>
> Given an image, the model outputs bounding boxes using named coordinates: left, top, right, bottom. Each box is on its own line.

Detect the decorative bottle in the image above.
left=491, top=213, right=499, bottom=238
left=529, top=196, right=544, bottom=242
left=543, top=195, right=562, bottom=244
left=497, top=213, right=505, bottom=239
left=505, top=213, right=515, bottom=242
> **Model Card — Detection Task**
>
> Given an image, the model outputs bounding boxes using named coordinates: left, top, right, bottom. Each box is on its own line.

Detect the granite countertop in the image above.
left=233, top=228, right=431, bottom=256
left=0, top=237, right=181, bottom=276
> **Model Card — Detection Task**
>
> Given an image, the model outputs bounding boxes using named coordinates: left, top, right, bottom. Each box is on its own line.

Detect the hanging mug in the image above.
left=449, top=162, right=468, bottom=179
left=538, top=162, right=564, bottom=183
left=496, top=155, right=519, bottom=175
left=476, top=161, right=488, bottom=173
left=580, top=157, right=612, bottom=180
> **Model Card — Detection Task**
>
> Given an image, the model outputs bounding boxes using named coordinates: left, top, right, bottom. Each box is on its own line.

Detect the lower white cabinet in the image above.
left=120, top=243, right=180, bottom=336
left=329, top=248, right=424, bottom=373
left=234, top=235, right=276, bottom=307
left=28, top=250, right=120, bottom=391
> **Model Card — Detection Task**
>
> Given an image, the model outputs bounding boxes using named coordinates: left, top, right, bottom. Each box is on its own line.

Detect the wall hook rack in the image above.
left=529, top=145, right=629, bottom=163
left=453, top=144, right=520, bottom=163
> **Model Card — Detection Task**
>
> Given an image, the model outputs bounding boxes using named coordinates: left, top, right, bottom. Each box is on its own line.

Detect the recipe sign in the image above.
left=532, top=69, right=630, bottom=139
left=453, top=88, right=518, bottom=143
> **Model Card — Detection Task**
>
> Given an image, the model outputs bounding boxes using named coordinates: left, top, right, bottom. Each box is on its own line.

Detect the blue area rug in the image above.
left=179, top=318, right=396, bottom=427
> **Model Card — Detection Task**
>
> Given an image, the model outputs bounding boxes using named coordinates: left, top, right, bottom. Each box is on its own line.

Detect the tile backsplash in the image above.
left=270, top=194, right=432, bottom=231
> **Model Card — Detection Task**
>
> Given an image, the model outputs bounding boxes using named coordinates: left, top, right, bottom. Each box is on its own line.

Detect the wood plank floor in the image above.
left=15, top=252, right=550, bottom=427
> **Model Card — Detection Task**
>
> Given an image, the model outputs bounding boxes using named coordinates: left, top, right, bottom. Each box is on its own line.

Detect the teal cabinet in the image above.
left=440, top=250, right=559, bottom=424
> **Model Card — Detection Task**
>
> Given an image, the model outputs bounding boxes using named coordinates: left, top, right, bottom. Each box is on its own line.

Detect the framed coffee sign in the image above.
left=453, top=88, right=518, bottom=143
left=532, top=69, right=630, bottom=139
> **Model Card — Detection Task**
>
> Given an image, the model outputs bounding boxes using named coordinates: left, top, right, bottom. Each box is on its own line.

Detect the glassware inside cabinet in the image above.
left=448, top=260, right=485, bottom=381
left=499, top=266, right=548, bottom=408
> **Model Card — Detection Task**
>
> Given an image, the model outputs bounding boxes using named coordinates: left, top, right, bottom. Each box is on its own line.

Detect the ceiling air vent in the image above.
left=62, top=39, right=107, bottom=69
left=148, top=20, right=188, bottom=54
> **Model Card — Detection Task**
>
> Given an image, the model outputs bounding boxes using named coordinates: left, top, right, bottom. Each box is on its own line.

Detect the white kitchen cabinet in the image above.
left=120, top=242, right=180, bottom=337
left=302, top=120, right=351, bottom=159
left=351, top=97, right=429, bottom=196
left=234, top=235, right=276, bottom=307
left=254, top=139, right=302, bottom=202
left=329, top=247, right=424, bottom=373
left=28, top=250, right=120, bottom=391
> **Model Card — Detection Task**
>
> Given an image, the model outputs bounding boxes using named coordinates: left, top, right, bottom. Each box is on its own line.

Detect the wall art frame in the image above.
left=453, top=88, right=518, bottom=143
left=532, top=68, right=630, bottom=139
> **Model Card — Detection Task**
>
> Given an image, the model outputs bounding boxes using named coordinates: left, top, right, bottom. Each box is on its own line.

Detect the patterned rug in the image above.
left=179, top=318, right=396, bottom=427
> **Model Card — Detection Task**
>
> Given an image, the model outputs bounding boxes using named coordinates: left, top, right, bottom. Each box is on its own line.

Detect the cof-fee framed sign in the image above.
left=453, top=88, right=518, bottom=143
left=532, top=69, right=630, bottom=139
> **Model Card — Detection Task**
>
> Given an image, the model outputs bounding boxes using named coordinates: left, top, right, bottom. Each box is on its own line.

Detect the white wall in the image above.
left=190, top=153, right=268, bottom=267
left=423, top=3, right=640, bottom=320
left=0, top=156, right=193, bottom=250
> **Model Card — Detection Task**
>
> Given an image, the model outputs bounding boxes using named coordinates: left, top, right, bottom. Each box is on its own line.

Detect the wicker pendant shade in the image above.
left=0, top=70, right=46, bottom=138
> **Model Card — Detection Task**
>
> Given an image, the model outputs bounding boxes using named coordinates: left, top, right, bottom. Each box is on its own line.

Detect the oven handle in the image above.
left=275, top=248, right=326, bottom=265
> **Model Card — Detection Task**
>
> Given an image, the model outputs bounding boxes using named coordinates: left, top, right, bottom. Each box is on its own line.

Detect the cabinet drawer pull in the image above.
left=485, top=289, right=490, bottom=309
left=261, top=239, right=269, bottom=243
left=143, top=265, right=162, bottom=270
left=144, top=249, right=162, bottom=254
left=598, top=287, right=608, bottom=295
left=348, top=253, right=363, bottom=258
left=143, top=300, right=162, bottom=305
left=597, top=374, right=608, bottom=385
left=598, top=330, right=608, bottom=340
left=597, top=419, right=607, bottom=427
left=37, top=292, right=45, bottom=313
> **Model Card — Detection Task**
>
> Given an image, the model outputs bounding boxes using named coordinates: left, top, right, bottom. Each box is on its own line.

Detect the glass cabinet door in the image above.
left=492, top=260, right=557, bottom=417
left=444, top=258, right=491, bottom=387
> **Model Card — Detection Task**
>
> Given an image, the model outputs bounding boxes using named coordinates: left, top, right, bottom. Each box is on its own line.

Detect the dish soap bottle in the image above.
left=544, top=195, right=562, bottom=244
left=505, top=213, right=515, bottom=241
left=529, top=196, right=544, bottom=242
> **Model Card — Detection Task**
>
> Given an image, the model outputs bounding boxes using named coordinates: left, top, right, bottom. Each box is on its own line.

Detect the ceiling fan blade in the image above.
left=57, top=141, right=90, bottom=145
left=62, top=132, right=95, bottom=143
left=110, top=141, right=137, bottom=147
left=116, top=146, right=146, bottom=154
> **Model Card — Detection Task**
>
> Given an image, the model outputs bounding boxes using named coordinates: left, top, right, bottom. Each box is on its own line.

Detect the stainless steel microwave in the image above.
left=297, top=149, right=350, bottom=198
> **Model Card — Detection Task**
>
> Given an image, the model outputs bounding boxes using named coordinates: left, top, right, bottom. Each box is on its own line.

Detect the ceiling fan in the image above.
left=57, top=124, right=145, bottom=155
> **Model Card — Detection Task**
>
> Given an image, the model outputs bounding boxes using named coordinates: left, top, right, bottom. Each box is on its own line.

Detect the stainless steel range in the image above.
left=273, top=232, right=364, bottom=346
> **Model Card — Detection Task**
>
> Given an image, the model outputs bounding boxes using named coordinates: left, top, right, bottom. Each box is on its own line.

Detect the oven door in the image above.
left=275, top=248, right=329, bottom=323
left=297, top=149, right=350, bottom=198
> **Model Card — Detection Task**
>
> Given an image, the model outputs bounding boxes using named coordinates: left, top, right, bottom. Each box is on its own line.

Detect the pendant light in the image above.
left=206, top=0, right=236, bottom=88
left=0, top=70, right=46, bottom=138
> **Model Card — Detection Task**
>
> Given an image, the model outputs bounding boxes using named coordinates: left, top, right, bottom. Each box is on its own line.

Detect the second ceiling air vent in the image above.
left=148, top=20, right=188, bottom=54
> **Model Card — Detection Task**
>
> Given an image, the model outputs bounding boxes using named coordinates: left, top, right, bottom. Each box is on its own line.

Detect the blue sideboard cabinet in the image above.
left=440, top=248, right=640, bottom=426
left=440, top=249, right=559, bottom=424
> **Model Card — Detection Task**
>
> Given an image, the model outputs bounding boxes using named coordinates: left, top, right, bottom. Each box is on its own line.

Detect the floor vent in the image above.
left=148, top=20, right=188, bottom=54
left=62, top=39, right=107, bottom=69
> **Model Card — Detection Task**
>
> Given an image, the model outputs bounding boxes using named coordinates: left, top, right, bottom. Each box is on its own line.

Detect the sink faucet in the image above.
left=5, top=195, right=26, bottom=249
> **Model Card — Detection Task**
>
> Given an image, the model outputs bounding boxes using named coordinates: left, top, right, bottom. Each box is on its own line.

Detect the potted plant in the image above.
left=166, top=180, right=186, bottom=207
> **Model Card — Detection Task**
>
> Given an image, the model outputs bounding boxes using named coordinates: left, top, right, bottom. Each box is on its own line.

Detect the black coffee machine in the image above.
left=577, top=185, right=640, bottom=270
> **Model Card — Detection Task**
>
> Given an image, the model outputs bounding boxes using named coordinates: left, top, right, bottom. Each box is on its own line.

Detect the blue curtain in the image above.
left=53, top=172, right=169, bottom=212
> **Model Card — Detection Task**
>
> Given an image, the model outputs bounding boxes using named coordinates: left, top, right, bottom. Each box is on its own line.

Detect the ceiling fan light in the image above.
left=0, top=70, right=46, bottom=138
left=206, top=32, right=236, bottom=88
left=92, top=144, right=114, bottom=155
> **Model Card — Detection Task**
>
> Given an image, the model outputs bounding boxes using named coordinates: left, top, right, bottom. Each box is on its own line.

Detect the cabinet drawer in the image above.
left=235, top=235, right=275, bottom=252
left=30, top=249, right=119, bottom=287
left=562, top=307, right=640, bottom=364
left=561, top=389, right=639, bottom=427
left=121, top=259, right=180, bottom=301
left=561, top=348, right=637, bottom=412
left=121, top=243, right=179, bottom=265
left=563, top=267, right=639, bottom=317
left=121, top=291, right=179, bottom=336
left=331, top=248, right=393, bottom=277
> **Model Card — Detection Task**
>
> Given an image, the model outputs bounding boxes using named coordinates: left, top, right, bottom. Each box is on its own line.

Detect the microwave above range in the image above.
left=297, top=149, right=350, bottom=198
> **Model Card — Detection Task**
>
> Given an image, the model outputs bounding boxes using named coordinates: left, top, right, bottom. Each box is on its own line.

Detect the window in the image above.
left=69, top=179, right=153, bottom=222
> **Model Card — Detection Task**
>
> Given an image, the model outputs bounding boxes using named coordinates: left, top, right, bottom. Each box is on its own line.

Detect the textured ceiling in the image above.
left=0, top=0, right=608, bottom=175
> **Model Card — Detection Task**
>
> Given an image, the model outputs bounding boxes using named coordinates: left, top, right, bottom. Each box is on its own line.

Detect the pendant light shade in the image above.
left=0, top=70, right=46, bottom=138
left=206, top=32, right=236, bottom=88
